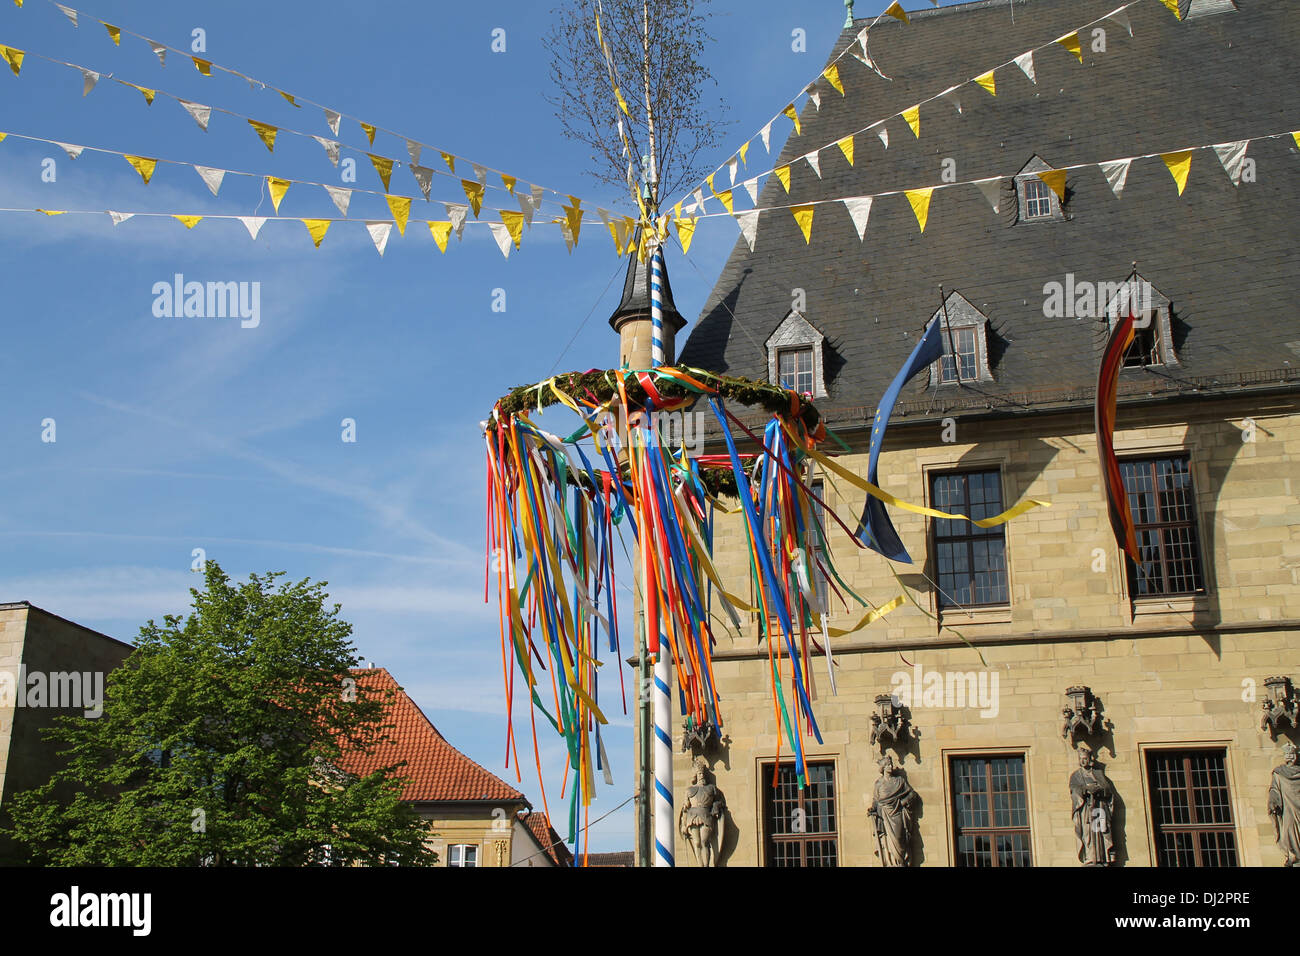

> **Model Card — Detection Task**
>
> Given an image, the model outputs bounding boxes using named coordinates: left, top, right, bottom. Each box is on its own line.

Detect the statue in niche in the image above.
left=1069, top=747, right=1116, bottom=866
left=1268, top=743, right=1300, bottom=867
left=678, top=756, right=726, bottom=867
left=868, top=754, right=918, bottom=867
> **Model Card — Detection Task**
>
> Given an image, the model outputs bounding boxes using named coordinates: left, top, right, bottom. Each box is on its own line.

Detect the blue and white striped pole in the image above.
left=648, top=231, right=673, bottom=867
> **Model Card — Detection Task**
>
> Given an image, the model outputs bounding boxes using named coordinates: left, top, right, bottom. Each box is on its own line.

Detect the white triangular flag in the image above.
left=323, top=109, right=341, bottom=135
left=471, top=163, right=488, bottom=185
left=313, top=136, right=340, bottom=167
left=843, top=197, right=873, bottom=241
left=1100, top=159, right=1132, bottom=198
left=80, top=70, right=99, bottom=96
left=194, top=165, right=226, bottom=196
left=804, top=151, right=821, bottom=179
left=858, top=28, right=870, bottom=57
left=178, top=100, right=211, bottom=131
left=409, top=165, right=433, bottom=200
left=366, top=221, right=393, bottom=256
left=942, top=86, right=962, bottom=114
left=974, top=177, right=1003, bottom=213
left=805, top=85, right=821, bottom=111
left=736, top=210, right=760, bottom=251
left=107, top=210, right=133, bottom=226
left=1014, top=51, right=1036, bottom=84
left=324, top=185, right=352, bottom=216
left=149, top=41, right=167, bottom=68
left=727, top=157, right=739, bottom=187
left=406, top=140, right=422, bottom=167
left=743, top=177, right=760, bottom=204
left=55, top=142, right=83, bottom=160
left=877, top=127, right=889, bottom=149
left=489, top=222, right=512, bottom=258
left=596, top=207, right=613, bottom=230
left=517, top=191, right=536, bottom=225
left=445, top=203, right=469, bottom=238
left=530, top=184, right=544, bottom=210
left=559, top=218, right=575, bottom=253
left=1212, top=141, right=1249, bottom=186
left=693, top=188, right=706, bottom=213
left=55, top=4, right=77, bottom=26
left=760, top=122, right=772, bottom=152
left=1108, top=9, right=1133, bottom=36
left=239, top=216, right=267, bottom=240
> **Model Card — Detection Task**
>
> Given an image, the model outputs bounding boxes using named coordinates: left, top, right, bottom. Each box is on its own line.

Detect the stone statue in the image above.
left=1069, top=748, right=1116, bottom=866
left=868, top=755, right=918, bottom=866
left=1267, top=743, right=1300, bottom=866
left=678, top=756, right=726, bottom=867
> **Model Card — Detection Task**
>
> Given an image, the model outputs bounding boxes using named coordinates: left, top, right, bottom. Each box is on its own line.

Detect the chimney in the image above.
left=608, top=229, right=686, bottom=369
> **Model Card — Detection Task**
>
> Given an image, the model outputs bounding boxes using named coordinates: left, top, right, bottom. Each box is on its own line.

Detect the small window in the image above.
left=1122, top=320, right=1163, bottom=368
left=1023, top=177, right=1053, bottom=219
left=1105, top=274, right=1177, bottom=368
left=448, top=844, right=478, bottom=867
left=1120, top=456, right=1205, bottom=597
left=930, top=470, right=1009, bottom=609
left=939, top=327, right=979, bottom=383
left=762, top=760, right=837, bottom=866
left=1146, top=749, right=1238, bottom=866
left=950, top=754, right=1032, bottom=867
left=778, top=346, right=814, bottom=396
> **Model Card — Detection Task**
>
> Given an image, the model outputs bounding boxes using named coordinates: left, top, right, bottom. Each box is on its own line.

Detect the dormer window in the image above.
left=1104, top=273, right=1178, bottom=368
left=1015, top=156, right=1066, bottom=223
left=766, top=310, right=827, bottom=398
left=928, top=293, right=994, bottom=387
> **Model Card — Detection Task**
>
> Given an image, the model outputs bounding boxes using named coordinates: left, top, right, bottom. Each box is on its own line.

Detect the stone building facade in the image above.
left=654, top=0, right=1299, bottom=866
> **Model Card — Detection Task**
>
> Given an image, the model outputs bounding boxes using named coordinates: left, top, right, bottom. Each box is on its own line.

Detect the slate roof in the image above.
left=336, top=668, right=527, bottom=804
left=581, top=850, right=635, bottom=867
left=678, top=0, right=1300, bottom=429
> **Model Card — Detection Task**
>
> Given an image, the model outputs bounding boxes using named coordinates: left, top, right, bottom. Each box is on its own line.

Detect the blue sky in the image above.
left=0, top=0, right=891, bottom=855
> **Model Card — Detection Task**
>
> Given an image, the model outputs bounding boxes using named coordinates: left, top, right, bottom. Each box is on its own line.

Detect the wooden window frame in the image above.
left=1144, top=748, right=1239, bottom=867
left=929, top=469, right=1010, bottom=610
left=1120, top=455, right=1206, bottom=598
left=761, top=759, right=838, bottom=867
left=776, top=345, right=815, bottom=396
left=948, top=753, right=1033, bottom=867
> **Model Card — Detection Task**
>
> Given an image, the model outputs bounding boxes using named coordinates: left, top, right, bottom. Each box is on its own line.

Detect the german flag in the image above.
left=1096, top=312, right=1139, bottom=560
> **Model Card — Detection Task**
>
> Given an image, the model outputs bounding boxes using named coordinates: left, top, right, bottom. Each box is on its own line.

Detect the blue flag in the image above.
left=856, top=317, right=945, bottom=562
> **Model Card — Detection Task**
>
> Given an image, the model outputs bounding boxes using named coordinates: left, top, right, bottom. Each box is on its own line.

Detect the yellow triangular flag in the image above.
left=123, top=155, right=158, bottom=184
left=386, top=195, right=411, bottom=234
left=975, top=70, right=996, bottom=96
left=302, top=219, right=331, bottom=248
left=279, top=90, right=300, bottom=107
left=884, top=1, right=909, bottom=23
left=427, top=220, right=453, bottom=252
left=192, top=57, right=212, bottom=76
left=775, top=165, right=791, bottom=193
left=500, top=209, right=525, bottom=249
left=441, top=151, right=456, bottom=173
left=462, top=179, right=485, bottom=216
left=0, top=45, right=23, bottom=76
left=360, top=122, right=376, bottom=145
left=1037, top=169, right=1067, bottom=200
left=1162, top=151, right=1192, bottom=195
left=673, top=201, right=683, bottom=221
left=837, top=135, right=855, bottom=166
left=706, top=173, right=716, bottom=194
left=791, top=204, right=815, bottom=244
left=36, top=208, right=65, bottom=215
left=674, top=216, right=697, bottom=254
left=739, top=141, right=750, bottom=165
left=1159, top=0, right=1181, bottom=18
left=905, top=187, right=935, bottom=232
left=1056, top=32, right=1082, bottom=63
left=903, top=105, right=920, bottom=138
left=266, top=176, right=290, bottom=212
left=783, top=104, right=801, bottom=136
left=717, top=189, right=734, bottom=214
left=248, top=120, right=278, bottom=153
left=562, top=201, right=583, bottom=244
left=130, top=84, right=156, bottom=105
left=0, top=132, right=7, bottom=143
left=104, top=23, right=120, bottom=45
left=501, top=174, right=516, bottom=194
left=173, top=215, right=203, bottom=229
left=1291, top=131, right=1300, bottom=150
left=823, top=63, right=844, bottom=96
left=370, top=154, right=394, bottom=192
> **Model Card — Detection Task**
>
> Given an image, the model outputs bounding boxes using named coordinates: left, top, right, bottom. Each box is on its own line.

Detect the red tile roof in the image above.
left=518, top=811, right=573, bottom=867
left=336, top=668, right=526, bottom=804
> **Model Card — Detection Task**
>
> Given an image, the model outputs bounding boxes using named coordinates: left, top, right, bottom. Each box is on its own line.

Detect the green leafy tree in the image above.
left=3, top=563, right=437, bottom=866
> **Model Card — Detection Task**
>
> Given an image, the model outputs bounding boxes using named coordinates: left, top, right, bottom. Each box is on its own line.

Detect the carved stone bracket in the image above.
left=870, top=694, right=914, bottom=751
left=1061, top=686, right=1107, bottom=748
left=1260, top=676, right=1298, bottom=741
